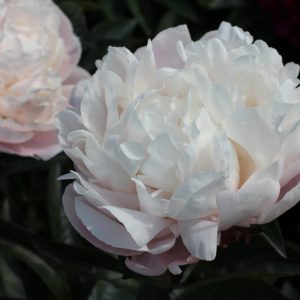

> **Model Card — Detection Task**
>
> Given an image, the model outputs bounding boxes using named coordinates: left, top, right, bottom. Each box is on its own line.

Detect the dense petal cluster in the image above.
left=0, top=0, right=89, bottom=159
left=56, top=22, right=300, bottom=275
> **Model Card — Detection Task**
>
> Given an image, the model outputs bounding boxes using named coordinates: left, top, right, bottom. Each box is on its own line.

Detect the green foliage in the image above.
left=0, top=239, right=72, bottom=300
left=175, top=277, right=290, bottom=300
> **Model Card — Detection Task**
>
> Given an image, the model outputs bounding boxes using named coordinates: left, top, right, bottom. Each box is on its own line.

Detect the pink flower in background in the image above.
left=0, top=0, right=89, bottom=159
left=56, top=22, right=300, bottom=276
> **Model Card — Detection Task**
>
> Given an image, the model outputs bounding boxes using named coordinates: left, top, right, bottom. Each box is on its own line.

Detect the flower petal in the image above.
left=62, top=184, right=139, bottom=256
left=257, top=182, right=300, bottom=224
left=224, top=108, right=280, bottom=168
left=168, top=171, right=224, bottom=220
left=217, top=179, right=280, bottom=230
left=100, top=206, right=173, bottom=247
left=179, top=220, right=218, bottom=260
left=0, top=130, right=61, bottom=160
left=0, top=126, right=33, bottom=144
left=75, top=198, right=145, bottom=251
left=125, top=239, right=193, bottom=276
left=134, top=178, right=169, bottom=217
left=151, top=25, right=191, bottom=69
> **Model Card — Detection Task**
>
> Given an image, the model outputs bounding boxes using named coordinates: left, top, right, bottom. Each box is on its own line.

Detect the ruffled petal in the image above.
left=224, top=108, right=280, bottom=168
left=125, top=239, right=193, bottom=276
left=168, top=171, right=224, bottom=220
left=62, top=184, right=139, bottom=256
left=151, top=25, right=191, bottom=69
left=0, top=130, right=61, bottom=160
left=75, top=198, right=145, bottom=251
left=217, top=179, right=280, bottom=230
left=257, top=182, right=300, bottom=224
left=179, top=220, right=218, bottom=260
left=100, top=206, right=173, bottom=248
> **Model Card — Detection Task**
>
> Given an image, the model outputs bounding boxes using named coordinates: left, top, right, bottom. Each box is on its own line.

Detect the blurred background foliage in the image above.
left=1, top=0, right=300, bottom=299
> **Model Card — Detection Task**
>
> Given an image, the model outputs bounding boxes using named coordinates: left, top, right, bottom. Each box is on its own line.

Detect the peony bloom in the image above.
left=0, top=0, right=89, bottom=159
left=56, top=22, right=300, bottom=275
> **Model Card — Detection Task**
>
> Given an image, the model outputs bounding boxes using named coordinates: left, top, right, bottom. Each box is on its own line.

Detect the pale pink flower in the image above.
left=0, top=0, right=89, bottom=159
left=56, top=22, right=300, bottom=275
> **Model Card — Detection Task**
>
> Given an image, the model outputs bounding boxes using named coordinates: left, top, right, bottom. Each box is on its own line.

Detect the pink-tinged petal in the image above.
left=62, top=184, right=139, bottom=256
left=179, top=220, right=218, bottom=260
left=257, top=182, right=300, bottom=224
left=0, top=130, right=61, bottom=160
left=151, top=25, right=191, bottom=69
left=62, top=85, right=74, bottom=104
left=146, top=230, right=177, bottom=255
left=217, top=179, right=280, bottom=230
left=72, top=172, right=139, bottom=210
left=280, top=172, right=300, bottom=200
left=100, top=206, right=173, bottom=248
left=281, top=127, right=300, bottom=166
left=125, top=239, right=194, bottom=276
left=280, top=159, right=300, bottom=188
left=0, top=118, right=37, bottom=133
left=74, top=197, right=145, bottom=251
left=63, top=67, right=90, bottom=85
left=55, top=4, right=82, bottom=79
left=0, top=126, right=33, bottom=144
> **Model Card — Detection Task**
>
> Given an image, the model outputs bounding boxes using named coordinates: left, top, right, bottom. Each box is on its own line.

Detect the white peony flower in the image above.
left=0, top=0, right=89, bottom=159
left=56, top=22, right=300, bottom=275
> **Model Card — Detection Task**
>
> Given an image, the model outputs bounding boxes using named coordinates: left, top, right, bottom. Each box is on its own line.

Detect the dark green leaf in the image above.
left=175, top=277, right=289, bottom=300
left=208, top=0, right=243, bottom=9
left=98, top=0, right=117, bottom=20
left=92, top=19, right=137, bottom=41
left=155, top=0, right=198, bottom=22
left=47, top=163, right=73, bottom=243
left=0, top=257, right=25, bottom=298
left=137, top=282, right=170, bottom=300
left=197, top=0, right=243, bottom=9
left=184, top=233, right=300, bottom=286
left=126, top=0, right=151, bottom=36
left=0, top=153, right=63, bottom=177
left=55, top=0, right=101, bottom=10
left=156, top=11, right=178, bottom=33
left=34, top=238, right=124, bottom=276
left=88, top=279, right=138, bottom=300
left=281, top=280, right=300, bottom=300
left=0, top=220, right=124, bottom=275
left=260, top=220, right=287, bottom=258
left=0, top=199, right=10, bottom=222
left=0, top=240, right=71, bottom=300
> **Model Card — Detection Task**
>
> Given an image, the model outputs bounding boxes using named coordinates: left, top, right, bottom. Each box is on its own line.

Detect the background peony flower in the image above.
left=0, top=0, right=89, bottom=159
left=56, top=21, right=300, bottom=276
